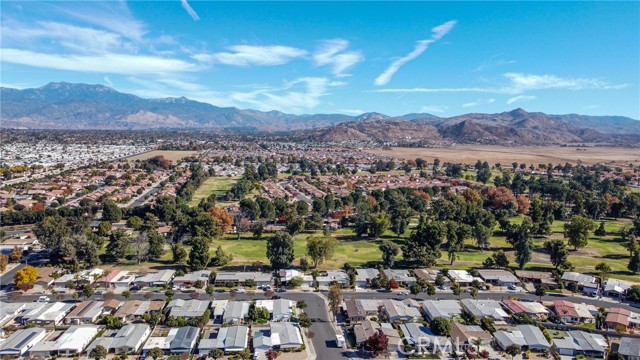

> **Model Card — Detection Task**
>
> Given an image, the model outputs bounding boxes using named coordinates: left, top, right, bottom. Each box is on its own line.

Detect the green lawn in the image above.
left=189, top=176, right=240, bottom=206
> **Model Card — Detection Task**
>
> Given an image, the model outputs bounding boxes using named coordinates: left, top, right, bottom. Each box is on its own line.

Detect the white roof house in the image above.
left=381, top=299, right=422, bottom=322
left=0, top=302, right=26, bottom=326
left=553, top=331, right=607, bottom=357
left=223, top=301, right=250, bottom=324
left=143, top=326, right=200, bottom=355
left=214, top=325, right=249, bottom=352
left=494, top=325, right=551, bottom=351
left=0, top=328, right=46, bottom=356
left=477, top=269, right=520, bottom=286
left=316, top=270, right=350, bottom=288
left=448, top=270, right=477, bottom=284
left=270, top=322, right=303, bottom=348
left=214, top=272, right=272, bottom=287
left=355, top=268, right=380, bottom=288
left=210, top=300, right=229, bottom=320
left=421, top=300, right=462, bottom=321
left=21, top=302, right=74, bottom=325
left=172, top=270, right=212, bottom=285
left=382, top=269, right=417, bottom=285
left=29, top=325, right=100, bottom=357
left=64, top=300, right=104, bottom=325
left=460, top=299, right=509, bottom=321
left=254, top=299, right=296, bottom=322
left=87, top=324, right=151, bottom=354
left=134, top=270, right=176, bottom=286
left=279, top=269, right=304, bottom=283
left=399, top=323, right=451, bottom=353
left=167, top=299, right=210, bottom=318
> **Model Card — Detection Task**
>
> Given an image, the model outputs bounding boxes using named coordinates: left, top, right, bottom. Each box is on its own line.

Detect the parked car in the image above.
left=36, top=296, right=50, bottom=302
left=508, top=285, right=518, bottom=290
left=236, top=288, right=246, bottom=294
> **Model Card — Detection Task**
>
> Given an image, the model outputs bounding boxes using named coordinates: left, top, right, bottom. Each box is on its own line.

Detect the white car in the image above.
left=36, top=296, right=50, bottom=302
left=236, top=288, right=246, bottom=294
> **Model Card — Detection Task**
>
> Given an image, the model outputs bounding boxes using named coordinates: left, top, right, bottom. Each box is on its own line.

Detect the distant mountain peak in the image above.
left=354, top=112, right=389, bottom=121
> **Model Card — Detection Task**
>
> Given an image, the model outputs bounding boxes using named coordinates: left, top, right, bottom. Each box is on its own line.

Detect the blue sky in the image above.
left=1, top=1, right=638, bottom=118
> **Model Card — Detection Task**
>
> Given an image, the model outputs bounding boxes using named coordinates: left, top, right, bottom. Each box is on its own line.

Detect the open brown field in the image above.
left=367, top=146, right=640, bottom=166
left=126, top=150, right=197, bottom=162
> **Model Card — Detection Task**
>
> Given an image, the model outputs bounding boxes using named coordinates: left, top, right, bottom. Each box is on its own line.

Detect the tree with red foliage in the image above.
left=389, top=279, right=399, bottom=289
left=365, top=330, right=389, bottom=356
left=32, top=202, right=46, bottom=211
left=266, top=349, right=279, bottom=360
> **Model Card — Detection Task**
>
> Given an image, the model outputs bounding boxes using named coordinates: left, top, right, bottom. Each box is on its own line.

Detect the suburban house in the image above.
left=214, top=272, right=273, bottom=288
left=421, top=300, right=462, bottom=322
left=0, top=328, right=47, bottom=357
left=172, top=270, right=212, bottom=287
left=133, top=270, right=175, bottom=288
left=53, top=268, right=104, bottom=288
left=21, top=302, right=74, bottom=325
left=210, top=300, right=229, bottom=322
left=413, top=269, right=442, bottom=283
left=380, top=299, right=422, bottom=322
left=270, top=322, right=304, bottom=349
left=514, top=270, right=559, bottom=289
left=208, top=325, right=249, bottom=353
left=142, top=326, right=201, bottom=355
left=493, top=325, right=551, bottom=352
left=553, top=300, right=585, bottom=324
left=102, top=299, right=123, bottom=315
left=278, top=269, right=304, bottom=285
left=28, top=325, right=100, bottom=357
left=477, top=269, right=520, bottom=287
left=502, top=299, right=549, bottom=319
left=254, top=299, right=296, bottom=322
left=382, top=268, right=417, bottom=286
left=353, top=320, right=382, bottom=347
left=86, top=324, right=151, bottom=355
left=399, top=323, right=451, bottom=354
left=448, top=270, right=478, bottom=286
left=449, top=323, right=492, bottom=350
left=64, top=300, right=104, bottom=325
left=0, top=302, right=26, bottom=326
left=344, top=299, right=380, bottom=322
left=603, top=279, right=633, bottom=298
left=552, top=331, right=608, bottom=358
left=606, top=308, right=640, bottom=331
left=355, top=268, right=380, bottom=289
left=315, top=270, right=350, bottom=289
left=167, top=299, right=210, bottom=318
left=619, top=337, right=640, bottom=360
left=113, top=300, right=165, bottom=321
left=97, top=269, right=135, bottom=289
left=460, top=299, right=509, bottom=321
left=223, top=301, right=250, bottom=324
left=561, top=272, right=599, bottom=296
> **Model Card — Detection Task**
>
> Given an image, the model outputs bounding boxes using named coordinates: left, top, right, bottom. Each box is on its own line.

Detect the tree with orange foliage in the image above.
left=32, top=202, right=46, bottom=211
left=412, top=190, right=432, bottom=203
left=462, top=188, right=482, bottom=204
left=0, top=254, right=8, bottom=273
left=516, top=195, right=531, bottom=214
left=9, top=246, right=22, bottom=262
left=485, top=186, right=516, bottom=210
left=208, top=207, right=233, bottom=234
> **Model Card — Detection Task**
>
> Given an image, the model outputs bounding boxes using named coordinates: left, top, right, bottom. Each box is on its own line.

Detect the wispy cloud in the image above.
left=420, top=105, right=448, bottom=114
left=313, top=39, right=364, bottom=77
left=103, top=76, right=113, bottom=87
left=463, top=98, right=495, bottom=108
left=195, top=45, right=308, bottom=66
left=339, top=109, right=365, bottom=115
left=374, top=20, right=457, bottom=86
left=474, top=54, right=516, bottom=72
left=181, top=0, right=200, bottom=21
left=374, top=73, right=628, bottom=95
left=0, top=48, right=199, bottom=75
left=507, top=95, right=536, bottom=105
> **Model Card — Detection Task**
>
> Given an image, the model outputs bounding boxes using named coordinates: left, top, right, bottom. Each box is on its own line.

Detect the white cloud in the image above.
left=463, top=98, right=495, bottom=108
left=313, top=39, right=364, bottom=77
left=229, top=77, right=345, bottom=112
left=103, top=76, right=113, bottom=87
left=374, top=73, right=627, bottom=94
left=506, top=95, right=536, bottom=105
left=374, top=20, right=456, bottom=86
left=0, top=48, right=199, bottom=75
left=196, top=45, right=308, bottom=66
left=420, top=105, right=448, bottom=113
left=474, top=54, right=516, bottom=72
left=181, top=0, right=200, bottom=21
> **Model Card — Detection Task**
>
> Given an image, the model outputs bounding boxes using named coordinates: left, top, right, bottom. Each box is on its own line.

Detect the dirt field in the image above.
left=366, top=146, right=640, bottom=166
left=126, top=150, right=197, bottom=162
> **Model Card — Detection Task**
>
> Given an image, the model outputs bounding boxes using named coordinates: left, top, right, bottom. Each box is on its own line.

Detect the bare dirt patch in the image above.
left=126, top=150, right=197, bottom=162
left=366, top=146, right=640, bottom=166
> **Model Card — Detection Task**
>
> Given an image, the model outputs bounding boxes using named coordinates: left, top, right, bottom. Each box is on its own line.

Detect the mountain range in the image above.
left=1, top=82, right=639, bottom=146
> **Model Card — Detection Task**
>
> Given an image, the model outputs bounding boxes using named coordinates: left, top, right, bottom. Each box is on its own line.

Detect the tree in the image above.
left=208, top=207, right=234, bottom=234
left=369, top=213, right=390, bottom=239
left=594, top=222, right=607, bottom=238
left=470, top=287, right=478, bottom=299
left=106, top=229, right=131, bottom=262
left=477, top=167, right=492, bottom=184
left=148, top=347, right=164, bottom=360
left=131, top=233, right=150, bottom=264
left=365, top=330, right=389, bottom=356
left=430, top=317, right=452, bottom=336
left=299, top=313, right=312, bottom=328
left=629, top=251, right=640, bottom=274
left=97, top=221, right=112, bottom=236
left=172, top=244, right=188, bottom=263
left=147, top=230, right=165, bottom=260
left=595, top=262, right=612, bottom=282
left=89, top=345, right=107, bottom=360
left=122, top=290, right=132, bottom=299
left=328, top=284, right=343, bottom=314
left=189, top=236, right=211, bottom=271
left=306, top=235, right=338, bottom=268
left=545, top=240, right=572, bottom=271
left=14, top=266, right=38, bottom=289
left=474, top=224, right=492, bottom=251
left=208, top=349, right=224, bottom=360
left=210, top=245, right=233, bottom=266
left=250, top=306, right=271, bottom=323
left=266, top=349, right=279, bottom=360
left=83, top=285, right=95, bottom=300
left=102, top=201, right=123, bottom=222
left=627, top=285, right=640, bottom=302
left=379, top=240, right=400, bottom=268
left=535, top=285, right=546, bottom=301
left=403, top=217, right=445, bottom=267
left=564, top=215, right=596, bottom=250
left=0, top=254, right=7, bottom=273
left=126, top=216, right=144, bottom=230
left=266, top=232, right=295, bottom=270
left=9, top=246, right=22, bottom=262
left=505, top=344, right=522, bottom=360
left=506, top=219, right=534, bottom=269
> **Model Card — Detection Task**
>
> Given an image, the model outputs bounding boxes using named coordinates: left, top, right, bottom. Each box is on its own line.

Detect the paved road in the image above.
left=0, top=263, right=25, bottom=287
